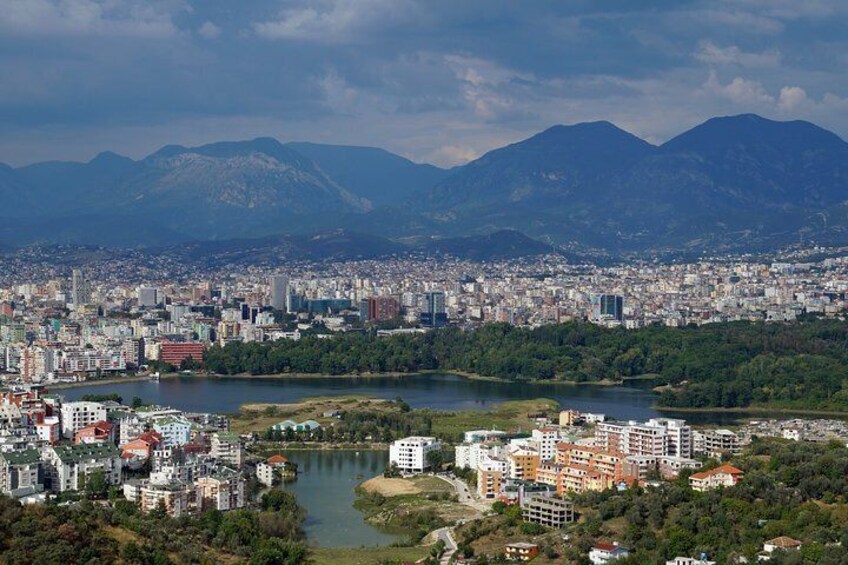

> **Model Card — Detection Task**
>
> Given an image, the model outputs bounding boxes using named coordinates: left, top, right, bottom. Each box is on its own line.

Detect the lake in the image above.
left=279, top=450, right=398, bottom=548
left=63, top=372, right=666, bottom=420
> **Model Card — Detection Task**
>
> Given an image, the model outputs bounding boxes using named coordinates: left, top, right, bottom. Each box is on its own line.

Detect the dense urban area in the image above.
left=0, top=250, right=847, bottom=563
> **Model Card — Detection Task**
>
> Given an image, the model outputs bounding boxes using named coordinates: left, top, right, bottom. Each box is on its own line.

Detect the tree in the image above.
left=85, top=469, right=108, bottom=499
left=249, top=539, right=308, bottom=565
left=426, top=449, right=446, bottom=471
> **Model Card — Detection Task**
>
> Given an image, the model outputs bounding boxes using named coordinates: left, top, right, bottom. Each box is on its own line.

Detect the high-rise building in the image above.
left=360, top=296, right=401, bottom=322
left=420, top=291, right=447, bottom=328
left=137, top=287, right=159, bottom=308
left=71, top=269, right=90, bottom=311
left=270, top=275, right=289, bottom=311
left=591, top=294, right=624, bottom=322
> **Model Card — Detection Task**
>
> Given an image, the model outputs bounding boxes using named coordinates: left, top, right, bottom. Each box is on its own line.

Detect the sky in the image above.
left=1, top=0, right=848, bottom=168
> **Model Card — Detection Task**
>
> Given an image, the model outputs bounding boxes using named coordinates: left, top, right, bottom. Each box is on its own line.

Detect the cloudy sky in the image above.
left=2, top=0, right=847, bottom=167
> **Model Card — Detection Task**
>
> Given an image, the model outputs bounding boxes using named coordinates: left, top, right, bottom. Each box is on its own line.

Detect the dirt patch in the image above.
left=360, top=476, right=422, bottom=496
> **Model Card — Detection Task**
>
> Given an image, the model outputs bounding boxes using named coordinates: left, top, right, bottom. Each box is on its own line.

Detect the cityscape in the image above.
left=4, top=1, right=848, bottom=564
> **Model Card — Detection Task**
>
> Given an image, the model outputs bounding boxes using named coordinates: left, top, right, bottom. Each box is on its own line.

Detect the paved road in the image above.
left=434, top=526, right=458, bottom=565
left=435, top=473, right=491, bottom=513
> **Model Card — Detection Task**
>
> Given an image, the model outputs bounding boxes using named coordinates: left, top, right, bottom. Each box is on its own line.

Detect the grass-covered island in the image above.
left=233, top=396, right=558, bottom=444
left=204, top=318, right=848, bottom=413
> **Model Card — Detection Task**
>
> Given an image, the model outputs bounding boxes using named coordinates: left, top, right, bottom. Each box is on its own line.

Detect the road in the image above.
left=435, top=473, right=492, bottom=513
left=433, top=526, right=458, bottom=565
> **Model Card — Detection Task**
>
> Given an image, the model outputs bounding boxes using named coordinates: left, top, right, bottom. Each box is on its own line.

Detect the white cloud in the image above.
left=778, top=86, right=808, bottom=110
left=252, top=0, right=416, bottom=42
left=704, top=71, right=775, bottom=105
left=696, top=40, right=782, bottom=68
left=197, top=21, right=220, bottom=39
left=443, top=55, right=535, bottom=120
left=0, top=0, right=182, bottom=37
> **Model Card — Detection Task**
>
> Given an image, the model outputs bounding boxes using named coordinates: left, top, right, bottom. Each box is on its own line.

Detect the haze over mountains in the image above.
left=2, top=113, right=848, bottom=258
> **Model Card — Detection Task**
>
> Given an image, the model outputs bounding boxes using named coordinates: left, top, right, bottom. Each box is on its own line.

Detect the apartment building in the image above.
left=210, top=432, right=244, bottom=468
left=595, top=418, right=692, bottom=458
left=195, top=467, right=245, bottom=511
left=140, top=480, right=193, bottom=517
left=478, top=468, right=505, bottom=499
left=455, top=441, right=504, bottom=470
left=152, top=417, right=192, bottom=447
left=507, top=445, right=541, bottom=481
left=60, top=401, right=107, bottom=439
left=44, top=444, right=121, bottom=492
left=531, top=427, right=565, bottom=462
left=693, top=429, right=742, bottom=458
left=389, top=436, right=441, bottom=473
left=0, top=449, right=43, bottom=499
left=521, top=496, right=575, bottom=528
left=556, top=442, right=623, bottom=479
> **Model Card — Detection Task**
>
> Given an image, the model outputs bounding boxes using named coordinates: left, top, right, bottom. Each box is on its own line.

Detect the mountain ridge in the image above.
left=1, top=114, right=847, bottom=254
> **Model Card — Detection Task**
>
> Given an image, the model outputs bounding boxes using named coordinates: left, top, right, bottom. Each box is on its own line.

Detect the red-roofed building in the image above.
left=689, top=464, right=744, bottom=492
left=589, top=541, right=629, bottom=564
left=121, top=431, right=162, bottom=460
left=74, top=420, right=116, bottom=445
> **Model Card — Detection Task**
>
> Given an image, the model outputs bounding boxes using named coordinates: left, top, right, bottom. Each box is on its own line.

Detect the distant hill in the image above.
left=286, top=142, right=449, bottom=206
left=2, top=138, right=450, bottom=244
left=425, top=229, right=553, bottom=260
left=3, top=115, right=848, bottom=255
left=148, top=229, right=555, bottom=267
left=416, top=114, right=848, bottom=252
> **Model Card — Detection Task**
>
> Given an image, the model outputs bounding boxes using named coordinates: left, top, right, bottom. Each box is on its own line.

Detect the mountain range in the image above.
left=2, top=113, right=847, bottom=257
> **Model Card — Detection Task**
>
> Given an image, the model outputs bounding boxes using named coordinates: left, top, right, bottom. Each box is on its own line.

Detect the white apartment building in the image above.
left=152, top=417, right=192, bottom=447
left=595, top=418, right=692, bottom=458
left=389, top=436, right=441, bottom=473
left=43, top=444, right=121, bottom=493
left=60, top=401, right=107, bottom=439
left=210, top=432, right=244, bottom=468
left=531, top=427, right=565, bottom=462
left=455, top=442, right=505, bottom=470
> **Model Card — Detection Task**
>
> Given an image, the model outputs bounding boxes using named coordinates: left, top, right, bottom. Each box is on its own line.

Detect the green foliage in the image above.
left=207, top=319, right=848, bottom=410
left=0, top=483, right=309, bottom=564
left=81, top=393, right=123, bottom=404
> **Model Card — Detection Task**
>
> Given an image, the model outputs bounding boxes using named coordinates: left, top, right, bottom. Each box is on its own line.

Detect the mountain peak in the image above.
left=89, top=150, right=133, bottom=166
left=663, top=113, right=846, bottom=153
left=522, top=120, right=655, bottom=154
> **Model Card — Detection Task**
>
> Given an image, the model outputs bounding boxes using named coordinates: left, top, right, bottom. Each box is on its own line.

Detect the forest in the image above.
left=204, top=318, right=848, bottom=411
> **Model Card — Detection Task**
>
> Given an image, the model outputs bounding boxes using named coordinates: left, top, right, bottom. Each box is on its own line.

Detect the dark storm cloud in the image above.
left=1, top=0, right=847, bottom=166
